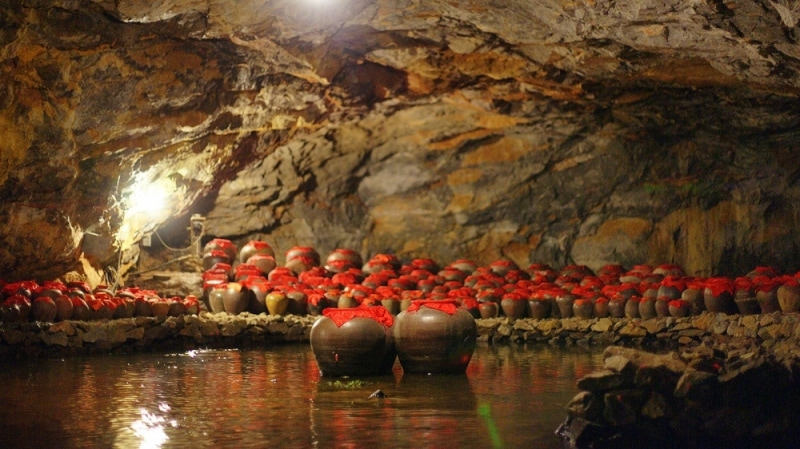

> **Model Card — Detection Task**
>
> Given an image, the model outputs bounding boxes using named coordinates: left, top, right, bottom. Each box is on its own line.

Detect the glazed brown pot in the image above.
left=555, top=294, right=575, bottom=318
left=31, top=297, right=57, bottom=322
left=593, top=298, right=609, bottom=318
left=572, top=299, right=593, bottom=319
left=393, top=300, right=476, bottom=374
left=310, top=307, right=396, bottom=377
left=478, top=301, right=500, bottom=319
left=608, top=297, right=626, bottom=318
left=244, top=282, right=268, bottom=314
left=286, top=290, right=308, bottom=316
left=638, top=297, right=657, bottom=320
left=222, top=283, right=247, bottom=314
left=777, top=283, right=800, bottom=313
left=53, top=294, right=74, bottom=322
left=500, top=296, right=527, bottom=320
left=239, top=240, right=275, bottom=264
left=203, top=238, right=238, bottom=263
left=527, top=299, right=551, bottom=320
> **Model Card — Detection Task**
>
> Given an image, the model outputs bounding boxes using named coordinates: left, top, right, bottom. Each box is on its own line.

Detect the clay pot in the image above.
left=703, top=279, right=736, bottom=314
left=777, top=281, right=800, bottom=313
left=593, top=298, right=609, bottom=318
left=204, top=238, right=238, bottom=263
left=243, top=281, right=268, bottom=314
left=572, top=299, right=593, bottom=319
left=381, top=298, right=400, bottom=315
left=337, top=294, right=359, bottom=309
left=681, top=287, right=705, bottom=315
left=756, top=283, right=780, bottom=314
left=202, top=249, right=231, bottom=271
left=150, top=300, right=170, bottom=318
left=394, top=300, right=476, bottom=374
left=168, top=300, right=186, bottom=317
left=239, top=240, right=275, bottom=264
left=53, top=294, right=74, bottom=322
left=222, top=282, right=247, bottom=315
left=608, top=297, right=626, bottom=318
left=247, top=255, right=277, bottom=277
left=310, top=307, right=396, bottom=377
left=527, top=299, right=551, bottom=320
left=286, top=290, right=308, bottom=316
left=734, top=296, right=760, bottom=315
left=500, top=294, right=527, bottom=320
left=555, top=294, right=575, bottom=318
left=478, top=301, right=500, bottom=319
left=266, top=291, right=289, bottom=316
left=325, top=248, right=363, bottom=270
left=655, top=297, right=671, bottom=318
left=285, top=246, right=321, bottom=266
left=307, top=294, right=329, bottom=316
left=71, top=297, right=92, bottom=320
left=31, top=296, right=57, bottom=322
left=638, top=296, right=657, bottom=320
left=208, top=285, right=226, bottom=313
left=624, top=297, right=640, bottom=318
left=668, top=299, right=691, bottom=318
left=448, top=259, right=478, bottom=274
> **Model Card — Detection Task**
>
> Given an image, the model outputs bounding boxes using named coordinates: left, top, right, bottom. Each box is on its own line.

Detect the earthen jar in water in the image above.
left=310, top=307, right=396, bottom=377
left=393, top=300, right=476, bottom=374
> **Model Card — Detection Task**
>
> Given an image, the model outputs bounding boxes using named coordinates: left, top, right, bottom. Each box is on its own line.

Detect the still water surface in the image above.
left=0, top=344, right=603, bottom=449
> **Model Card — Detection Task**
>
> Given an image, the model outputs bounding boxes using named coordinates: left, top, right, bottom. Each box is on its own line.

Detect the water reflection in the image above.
left=0, top=344, right=603, bottom=448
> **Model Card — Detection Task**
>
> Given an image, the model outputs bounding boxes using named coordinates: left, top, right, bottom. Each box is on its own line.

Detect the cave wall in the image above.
left=1, top=0, right=800, bottom=282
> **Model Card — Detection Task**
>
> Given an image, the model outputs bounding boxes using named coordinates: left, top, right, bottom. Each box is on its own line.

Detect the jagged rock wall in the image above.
left=1, top=0, right=800, bottom=282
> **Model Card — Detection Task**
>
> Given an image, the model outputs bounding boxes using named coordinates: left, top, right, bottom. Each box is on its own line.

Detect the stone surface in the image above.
left=0, top=1, right=799, bottom=283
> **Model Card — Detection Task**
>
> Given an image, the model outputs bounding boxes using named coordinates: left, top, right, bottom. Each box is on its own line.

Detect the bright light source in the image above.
left=127, top=181, right=170, bottom=216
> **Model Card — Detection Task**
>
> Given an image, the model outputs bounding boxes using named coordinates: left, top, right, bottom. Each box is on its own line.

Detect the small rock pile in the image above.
left=557, top=345, right=800, bottom=449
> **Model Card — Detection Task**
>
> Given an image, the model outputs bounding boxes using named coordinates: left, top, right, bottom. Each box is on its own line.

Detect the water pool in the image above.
left=0, top=344, right=603, bottom=448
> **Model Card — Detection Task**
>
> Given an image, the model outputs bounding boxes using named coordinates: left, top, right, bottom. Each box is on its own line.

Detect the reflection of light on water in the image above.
left=130, top=402, right=177, bottom=449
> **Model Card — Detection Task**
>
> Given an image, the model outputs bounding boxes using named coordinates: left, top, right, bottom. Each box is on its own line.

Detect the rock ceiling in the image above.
left=1, top=0, right=800, bottom=283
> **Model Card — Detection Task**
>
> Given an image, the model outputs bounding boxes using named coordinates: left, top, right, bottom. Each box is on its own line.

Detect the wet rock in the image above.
left=577, top=369, right=628, bottom=392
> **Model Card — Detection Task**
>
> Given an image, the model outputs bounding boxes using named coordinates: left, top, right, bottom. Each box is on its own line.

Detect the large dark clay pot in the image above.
left=394, top=300, right=476, bottom=374
left=310, top=307, right=396, bottom=377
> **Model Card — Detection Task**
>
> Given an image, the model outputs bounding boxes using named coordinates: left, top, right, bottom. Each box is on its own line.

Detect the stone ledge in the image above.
left=2, top=310, right=799, bottom=358
left=557, top=343, right=800, bottom=449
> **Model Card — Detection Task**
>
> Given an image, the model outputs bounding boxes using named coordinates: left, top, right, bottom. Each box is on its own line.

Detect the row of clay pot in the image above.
left=201, top=241, right=800, bottom=322
left=0, top=280, right=200, bottom=323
